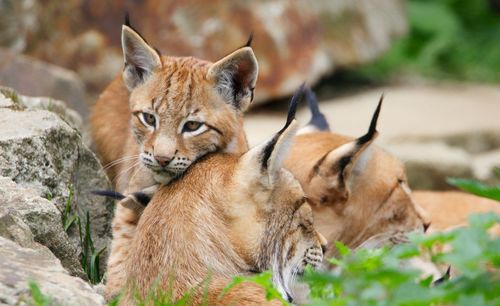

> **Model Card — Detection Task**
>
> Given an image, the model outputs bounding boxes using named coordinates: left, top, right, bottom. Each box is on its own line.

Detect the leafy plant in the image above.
left=301, top=213, right=499, bottom=305
left=447, top=177, right=500, bottom=201
left=356, top=0, right=500, bottom=83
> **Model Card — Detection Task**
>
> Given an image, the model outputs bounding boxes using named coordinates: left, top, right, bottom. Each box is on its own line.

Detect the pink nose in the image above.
left=155, top=155, right=172, bottom=167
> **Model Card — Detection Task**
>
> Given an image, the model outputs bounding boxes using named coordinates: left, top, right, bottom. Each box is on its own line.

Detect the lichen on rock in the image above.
left=0, top=88, right=114, bottom=276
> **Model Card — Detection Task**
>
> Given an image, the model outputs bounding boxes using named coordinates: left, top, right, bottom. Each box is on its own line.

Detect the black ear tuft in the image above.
left=91, top=189, right=125, bottom=201
left=245, top=32, right=254, bottom=47
left=124, top=11, right=131, bottom=27
left=305, top=87, right=320, bottom=116
left=132, top=192, right=152, bottom=207
left=279, top=83, right=305, bottom=134
left=122, top=12, right=154, bottom=50
left=305, top=87, right=330, bottom=132
left=261, top=84, right=305, bottom=169
left=357, top=94, right=383, bottom=145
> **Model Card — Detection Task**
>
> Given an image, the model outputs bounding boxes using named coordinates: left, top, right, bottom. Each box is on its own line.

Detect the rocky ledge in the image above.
left=0, top=87, right=112, bottom=304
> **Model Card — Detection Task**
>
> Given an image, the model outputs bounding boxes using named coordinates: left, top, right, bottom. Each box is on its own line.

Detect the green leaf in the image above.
left=90, top=246, right=106, bottom=284
left=334, top=241, right=351, bottom=257
left=28, top=281, right=53, bottom=306
left=218, top=275, right=245, bottom=300
left=447, top=177, right=500, bottom=201
left=468, top=212, right=500, bottom=230
left=219, top=272, right=288, bottom=305
left=63, top=215, right=78, bottom=232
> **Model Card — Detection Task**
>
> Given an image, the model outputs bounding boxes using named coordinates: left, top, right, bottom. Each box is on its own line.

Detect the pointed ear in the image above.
left=207, top=45, right=258, bottom=112
left=298, top=87, right=330, bottom=135
left=242, top=85, right=304, bottom=183
left=121, top=20, right=162, bottom=91
left=313, top=95, right=383, bottom=198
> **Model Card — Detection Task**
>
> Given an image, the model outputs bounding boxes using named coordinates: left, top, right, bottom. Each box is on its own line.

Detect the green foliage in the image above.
left=221, top=271, right=289, bottom=305
left=301, top=212, right=499, bottom=305
left=27, top=281, right=53, bottom=306
left=110, top=274, right=209, bottom=306
left=78, top=211, right=106, bottom=284
left=291, top=180, right=500, bottom=305
left=59, top=187, right=105, bottom=284
left=447, top=177, right=500, bottom=201
left=356, top=0, right=500, bottom=83
left=210, top=210, right=497, bottom=305
left=61, top=185, right=78, bottom=232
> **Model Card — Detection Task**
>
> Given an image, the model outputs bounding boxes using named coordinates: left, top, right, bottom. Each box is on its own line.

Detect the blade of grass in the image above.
left=447, top=178, right=500, bottom=201
left=90, top=246, right=106, bottom=284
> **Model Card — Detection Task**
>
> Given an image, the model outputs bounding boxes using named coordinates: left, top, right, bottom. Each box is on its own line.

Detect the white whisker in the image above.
left=113, top=161, right=141, bottom=186
left=103, top=155, right=140, bottom=171
left=127, top=165, right=142, bottom=190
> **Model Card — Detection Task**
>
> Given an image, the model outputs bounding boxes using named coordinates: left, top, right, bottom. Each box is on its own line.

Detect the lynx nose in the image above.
left=154, top=155, right=173, bottom=167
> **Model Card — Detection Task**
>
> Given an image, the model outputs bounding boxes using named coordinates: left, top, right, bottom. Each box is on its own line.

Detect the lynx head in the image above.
left=227, top=87, right=327, bottom=301
left=285, top=94, right=430, bottom=257
left=121, top=19, right=257, bottom=183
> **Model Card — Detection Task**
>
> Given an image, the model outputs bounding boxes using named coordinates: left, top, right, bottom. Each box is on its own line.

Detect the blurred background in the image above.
left=0, top=0, right=499, bottom=190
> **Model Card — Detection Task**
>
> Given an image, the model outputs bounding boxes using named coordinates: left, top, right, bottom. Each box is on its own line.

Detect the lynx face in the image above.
left=129, top=60, right=237, bottom=182
left=122, top=23, right=258, bottom=183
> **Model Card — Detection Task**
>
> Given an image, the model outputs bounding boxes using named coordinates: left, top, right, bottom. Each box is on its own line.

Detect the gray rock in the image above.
left=0, top=237, right=105, bottom=306
left=0, top=205, right=38, bottom=250
left=0, top=87, right=83, bottom=132
left=0, top=48, right=88, bottom=118
left=385, top=142, right=474, bottom=190
left=0, top=176, right=84, bottom=278
left=0, top=101, right=113, bottom=274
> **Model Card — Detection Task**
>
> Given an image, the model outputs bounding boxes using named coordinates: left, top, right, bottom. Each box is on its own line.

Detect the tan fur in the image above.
left=285, top=132, right=430, bottom=257
left=90, top=25, right=256, bottom=300
left=413, top=190, right=500, bottom=235
left=115, top=122, right=326, bottom=305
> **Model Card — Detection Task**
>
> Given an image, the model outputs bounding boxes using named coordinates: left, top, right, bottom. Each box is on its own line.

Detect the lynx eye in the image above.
left=183, top=121, right=203, bottom=132
left=141, top=112, right=156, bottom=128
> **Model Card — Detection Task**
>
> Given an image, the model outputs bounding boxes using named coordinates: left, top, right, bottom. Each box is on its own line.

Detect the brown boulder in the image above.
left=81, top=0, right=407, bottom=104
left=1, top=0, right=406, bottom=104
